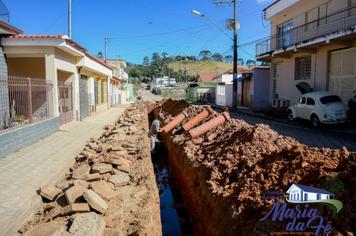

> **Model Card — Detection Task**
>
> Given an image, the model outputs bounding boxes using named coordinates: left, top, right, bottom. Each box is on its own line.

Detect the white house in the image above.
left=286, top=183, right=333, bottom=202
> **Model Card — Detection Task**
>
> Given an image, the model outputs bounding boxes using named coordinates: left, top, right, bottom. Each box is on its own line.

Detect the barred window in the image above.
left=295, top=56, right=311, bottom=80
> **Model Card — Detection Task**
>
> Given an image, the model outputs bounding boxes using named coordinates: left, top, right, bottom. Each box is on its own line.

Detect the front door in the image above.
left=79, top=75, right=89, bottom=120
left=58, top=81, right=73, bottom=125
left=242, top=79, right=251, bottom=107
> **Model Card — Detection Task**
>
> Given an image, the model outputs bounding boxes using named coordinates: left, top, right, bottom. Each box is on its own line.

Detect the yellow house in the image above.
left=256, top=0, right=356, bottom=105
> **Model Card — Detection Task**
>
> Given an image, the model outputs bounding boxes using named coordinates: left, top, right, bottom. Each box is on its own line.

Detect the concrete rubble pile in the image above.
left=18, top=103, right=161, bottom=236
left=152, top=99, right=355, bottom=235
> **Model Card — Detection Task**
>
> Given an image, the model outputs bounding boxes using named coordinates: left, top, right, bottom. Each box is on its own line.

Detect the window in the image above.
left=277, top=20, right=294, bottom=48
left=305, top=4, right=328, bottom=31
left=320, top=95, right=342, bottom=104
left=300, top=97, right=306, bottom=104
left=295, top=56, right=311, bottom=80
left=306, top=97, right=315, bottom=105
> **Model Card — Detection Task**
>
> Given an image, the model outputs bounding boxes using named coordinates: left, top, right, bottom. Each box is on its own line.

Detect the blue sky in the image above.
left=3, top=0, right=274, bottom=64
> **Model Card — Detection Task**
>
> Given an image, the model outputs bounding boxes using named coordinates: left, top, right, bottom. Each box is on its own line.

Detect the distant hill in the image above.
left=168, top=61, right=232, bottom=77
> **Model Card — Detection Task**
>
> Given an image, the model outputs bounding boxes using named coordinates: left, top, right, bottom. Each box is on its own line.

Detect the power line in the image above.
left=108, top=24, right=214, bottom=41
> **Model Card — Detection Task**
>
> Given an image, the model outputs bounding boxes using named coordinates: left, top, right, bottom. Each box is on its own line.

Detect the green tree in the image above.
left=97, top=51, right=104, bottom=58
left=212, top=53, right=223, bottom=62
left=143, top=56, right=150, bottom=67
left=246, top=59, right=256, bottom=67
left=237, top=58, right=244, bottom=66
left=199, top=50, right=211, bottom=61
left=224, top=55, right=233, bottom=63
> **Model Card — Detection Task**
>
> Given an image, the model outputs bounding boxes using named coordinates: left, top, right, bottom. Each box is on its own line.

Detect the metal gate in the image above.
left=329, top=48, right=356, bottom=103
left=79, top=75, right=89, bottom=120
left=58, top=81, right=73, bottom=125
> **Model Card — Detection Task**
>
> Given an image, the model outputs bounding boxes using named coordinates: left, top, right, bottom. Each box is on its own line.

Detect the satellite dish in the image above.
left=0, top=0, right=10, bottom=23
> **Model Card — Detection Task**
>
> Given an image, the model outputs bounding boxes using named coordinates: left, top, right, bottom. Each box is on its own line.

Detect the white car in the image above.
left=288, top=91, right=347, bottom=127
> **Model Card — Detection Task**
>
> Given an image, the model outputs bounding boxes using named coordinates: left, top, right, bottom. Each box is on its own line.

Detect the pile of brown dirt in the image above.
left=18, top=103, right=161, bottom=236
left=153, top=100, right=355, bottom=235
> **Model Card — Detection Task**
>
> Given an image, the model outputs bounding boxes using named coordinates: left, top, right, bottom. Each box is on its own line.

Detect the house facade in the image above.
left=237, top=66, right=270, bottom=110
left=256, top=0, right=356, bottom=106
left=0, top=29, right=114, bottom=156
left=286, top=184, right=332, bottom=202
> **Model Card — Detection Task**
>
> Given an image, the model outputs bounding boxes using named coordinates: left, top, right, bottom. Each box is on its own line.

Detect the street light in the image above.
left=191, top=10, right=233, bottom=40
left=192, top=6, right=238, bottom=110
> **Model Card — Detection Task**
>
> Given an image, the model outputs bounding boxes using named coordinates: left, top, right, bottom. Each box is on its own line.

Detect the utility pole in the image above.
left=184, top=55, right=187, bottom=84
left=232, top=0, right=238, bottom=110
left=104, top=37, right=108, bottom=63
left=213, top=0, right=239, bottom=109
left=68, top=0, right=72, bottom=38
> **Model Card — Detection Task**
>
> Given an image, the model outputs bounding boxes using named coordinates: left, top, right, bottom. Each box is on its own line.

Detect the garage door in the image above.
left=329, top=48, right=356, bottom=103
left=79, top=75, right=89, bottom=120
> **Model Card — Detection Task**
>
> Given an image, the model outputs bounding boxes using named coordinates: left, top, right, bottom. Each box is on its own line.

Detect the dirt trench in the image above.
left=17, top=103, right=162, bottom=236
left=150, top=99, right=356, bottom=236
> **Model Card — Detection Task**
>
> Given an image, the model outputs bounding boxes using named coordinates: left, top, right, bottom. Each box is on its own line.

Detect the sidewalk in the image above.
left=0, top=105, right=128, bottom=236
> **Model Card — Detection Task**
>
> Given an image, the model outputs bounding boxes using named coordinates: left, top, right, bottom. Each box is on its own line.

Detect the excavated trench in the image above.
left=147, top=99, right=356, bottom=236
left=149, top=118, right=194, bottom=236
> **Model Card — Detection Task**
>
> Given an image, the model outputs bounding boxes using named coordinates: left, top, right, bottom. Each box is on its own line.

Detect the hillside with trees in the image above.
left=128, top=50, right=261, bottom=82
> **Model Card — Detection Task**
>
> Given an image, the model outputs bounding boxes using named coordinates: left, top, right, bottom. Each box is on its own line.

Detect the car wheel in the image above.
left=310, top=114, right=320, bottom=128
left=287, top=110, right=295, bottom=121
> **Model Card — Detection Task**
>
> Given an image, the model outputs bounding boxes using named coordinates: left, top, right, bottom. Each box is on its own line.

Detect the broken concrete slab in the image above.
left=84, top=173, right=101, bottom=181
left=56, top=180, right=70, bottom=190
left=90, top=181, right=117, bottom=201
left=108, top=172, right=130, bottom=187
left=25, top=221, right=63, bottom=236
left=65, top=185, right=86, bottom=204
left=113, top=165, right=129, bottom=174
left=73, top=179, right=89, bottom=189
left=105, top=157, right=131, bottom=167
left=83, top=189, right=108, bottom=214
left=92, top=163, right=113, bottom=174
left=104, top=228, right=124, bottom=236
left=40, top=184, right=62, bottom=201
left=72, top=164, right=91, bottom=180
left=62, top=203, right=91, bottom=215
left=69, top=212, right=106, bottom=236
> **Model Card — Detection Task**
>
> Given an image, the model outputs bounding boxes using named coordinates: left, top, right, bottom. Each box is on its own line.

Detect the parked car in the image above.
left=288, top=91, right=347, bottom=127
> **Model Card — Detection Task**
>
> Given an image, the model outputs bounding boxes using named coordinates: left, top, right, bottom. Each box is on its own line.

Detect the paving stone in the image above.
left=108, top=172, right=130, bottom=187
left=62, top=203, right=91, bottom=215
left=104, top=228, right=124, bottom=236
left=72, top=164, right=91, bottom=180
left=88, top=142, right=99, bottom=151
left=69, top=212, right=106, bottom=236
left=92, top=163, right=113, bottom=174
left=40, top=184, right=62, bottom=201
left=73, top=180, right=89, bottom=189
left=90, top=181, right=117, bottom=201
left=85, top=173, right=101, bottom=181
left=106, top=157, right=131, bottom=167
left=56, top=180, right=70, bottom=190
left=25, top=221, right=62, bottom=236
left=111, top=145, right=123, bottom=151
left=114, top=165, right=130, bottom=173
left=83, top=189, right=108, bottom=214
left=65, top=185, right=86, bottom=204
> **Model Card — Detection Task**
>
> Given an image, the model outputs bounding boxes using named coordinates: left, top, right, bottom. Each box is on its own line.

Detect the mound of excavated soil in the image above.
left=153, top=100, right=355, bottom=235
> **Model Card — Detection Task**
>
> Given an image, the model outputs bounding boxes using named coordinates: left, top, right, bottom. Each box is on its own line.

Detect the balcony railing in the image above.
left=256, top=5, right=356, bottom=57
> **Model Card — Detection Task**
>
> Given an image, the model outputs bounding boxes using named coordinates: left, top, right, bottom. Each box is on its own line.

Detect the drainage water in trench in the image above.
left=152, top=139, right=194, bottom=236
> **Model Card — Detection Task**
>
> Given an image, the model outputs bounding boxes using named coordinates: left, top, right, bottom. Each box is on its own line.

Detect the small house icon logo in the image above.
left=286, top=183, right=343, bottom=215
left=286, top=183, right=333, bottom=202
